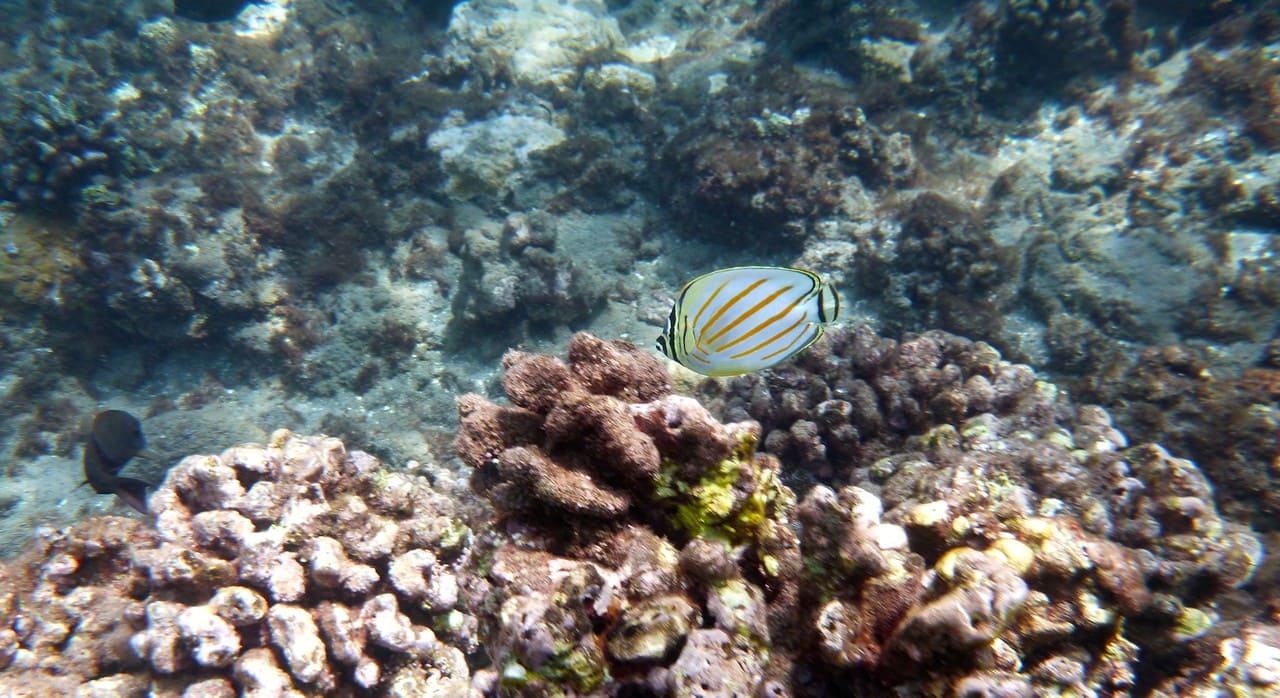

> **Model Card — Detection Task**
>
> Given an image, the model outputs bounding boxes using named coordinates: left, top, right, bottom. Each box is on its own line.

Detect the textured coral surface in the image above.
left=1, top=332, right=1277, bottom=695
left=1, top=0, right=1277, bottom=566
left=0, top=431, right=475, bottom=696
left=450, top=332, right=1274, bottom=696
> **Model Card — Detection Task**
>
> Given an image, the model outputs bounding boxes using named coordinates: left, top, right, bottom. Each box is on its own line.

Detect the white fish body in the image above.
left=655, top=266, right=841, bottom=377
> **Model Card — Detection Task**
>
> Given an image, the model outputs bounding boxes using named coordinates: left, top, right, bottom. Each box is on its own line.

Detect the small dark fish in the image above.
left=173, top=0, right=262, bottom=23
left=84, top=409, right=153, bottom=514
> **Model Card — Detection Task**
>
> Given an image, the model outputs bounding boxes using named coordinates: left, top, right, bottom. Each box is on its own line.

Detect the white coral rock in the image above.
left=266, top=604, right=328, bottom=684
left=177, top=605, right=241, bottom=668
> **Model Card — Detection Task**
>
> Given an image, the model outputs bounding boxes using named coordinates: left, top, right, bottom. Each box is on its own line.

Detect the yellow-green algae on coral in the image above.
left=79, top=182, right=124, bottom=208
left=652, top=431, right=786, bottom=545
left=497, top=633, right=609, bottom=696
left=1042, top=426, right=1075, bottom=450
left=950, top=467, right=1021, bottom=516
left=710, top=578, right=770, bottom=651
left=1174, top=605, right=1216, bottom=642
left=918, top=423, right=960, bottom=450
left=1009, top=516, right=1095, bottom=577
left=537, top=642, right=610, bottom=695
left=959, top=415, right=994, bottom=442
left=437, top=517, right=472, bottom=554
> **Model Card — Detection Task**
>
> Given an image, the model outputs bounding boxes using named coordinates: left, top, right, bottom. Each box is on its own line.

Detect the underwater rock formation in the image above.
left=439, top=0, right=624, bottom=95
left=995, top=0, right=1139, bottom=91
left=656, top=66, right=918, bottom=246
left=0, top=91, right=136, bottom=210
left=456, top=331, right=1268, bottom=695
left=0, top=431, right=474, bottom=695
left=853, top=190, right=1018, bottom=342
left=752, top=0, right=922, bottom=82
left=1069, top=343, right=1280, bottom=532
left=444, top=211, right=607, bottom=354
left=0, top=330, right=1271, bottom=695
left=907, top=0, right=1138, bottom=116
left=428, top=113, right=567, bottom=203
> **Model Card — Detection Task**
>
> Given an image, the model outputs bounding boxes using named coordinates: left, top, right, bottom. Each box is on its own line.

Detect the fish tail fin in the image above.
left=113, top=477, right=153, bottom=515
left=818, top=282, right=840, bottom=324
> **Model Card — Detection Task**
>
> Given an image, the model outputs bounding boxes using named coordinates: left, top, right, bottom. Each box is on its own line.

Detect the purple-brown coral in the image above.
left=696, top=325, right=1266, bottom=693
left=454, top=332, right=802, bottom=693
left=456, top=333, right=672, bottom=521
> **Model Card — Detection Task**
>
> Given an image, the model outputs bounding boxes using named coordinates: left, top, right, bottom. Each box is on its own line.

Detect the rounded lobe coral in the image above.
left=501, top=350, right=579, bottom=413
left=544, top=392, right=661, bottom=485
left=567, top=332, right=671, bottom=403
left=0, top=431, right=473, bottom=695
left=497, top=445, right=632, bottom=518
left=453, top=392, right=543, bottom=469
left=265, top=604, right=329, bottom=686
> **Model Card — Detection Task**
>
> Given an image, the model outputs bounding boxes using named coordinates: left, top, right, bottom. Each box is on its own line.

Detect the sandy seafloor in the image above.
left=0, top=0, right=1279, bottom=694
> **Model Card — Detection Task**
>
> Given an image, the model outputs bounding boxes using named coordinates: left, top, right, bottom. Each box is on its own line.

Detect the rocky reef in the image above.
left=1068, top=342, right=1280, bottom=533
left=3, top=0, right=1279, bottom=530
left=444, top=211, right=607, bottom=354
left=0, top=0, right=1279, bottom=692
left=654, top=66, right=918, bottom=248
left=450, top=332, right=1270, bottom=695
left=0, top=330, right=1276, bottom=694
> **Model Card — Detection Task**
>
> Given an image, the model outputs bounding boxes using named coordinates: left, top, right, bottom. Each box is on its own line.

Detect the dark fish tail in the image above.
left=111, top=476, right=153, bottom=515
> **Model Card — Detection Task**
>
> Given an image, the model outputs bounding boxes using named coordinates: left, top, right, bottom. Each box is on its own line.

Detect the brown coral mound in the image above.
left=706, top=326, right=1036, bottom=479
left=456, top=332, right=672, bottom=523
left=454, top=333, right=810, bottom=695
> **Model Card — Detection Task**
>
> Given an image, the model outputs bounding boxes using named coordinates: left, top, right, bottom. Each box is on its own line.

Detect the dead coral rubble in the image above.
left=0, top=431, right=474, bottom=696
